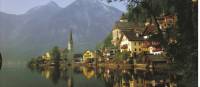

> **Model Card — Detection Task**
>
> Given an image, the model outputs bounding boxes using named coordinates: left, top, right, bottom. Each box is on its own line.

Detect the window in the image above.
left=139, top=48, right=141, bottom=51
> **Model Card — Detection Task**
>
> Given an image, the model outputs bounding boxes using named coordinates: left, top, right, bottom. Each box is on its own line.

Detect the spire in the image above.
left=67, top=30, right=73, bottom=51
left=66, top=30, right=74, bottom=67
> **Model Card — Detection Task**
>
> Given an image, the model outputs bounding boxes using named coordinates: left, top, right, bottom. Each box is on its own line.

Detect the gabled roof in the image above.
left=113, top=21, right=144, bottom=31
left=122, top=31, right=144, bottom=41
left=142, top=24, right=158, bottom=36
left=114, top=21, right=134, bottom=30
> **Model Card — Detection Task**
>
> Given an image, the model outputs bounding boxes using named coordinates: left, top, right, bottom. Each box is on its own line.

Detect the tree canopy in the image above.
left=51, top=46, right=61, bottom=61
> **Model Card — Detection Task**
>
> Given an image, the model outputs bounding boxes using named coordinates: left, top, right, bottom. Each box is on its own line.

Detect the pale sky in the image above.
left=0, top=0, right=127, bottom=15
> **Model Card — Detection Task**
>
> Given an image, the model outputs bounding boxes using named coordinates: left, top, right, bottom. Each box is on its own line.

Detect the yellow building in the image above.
left=82, top=50, right=96, bottom=63
left=111, top=15, right=143, bottom=47
left=111, top=14, right=165, bottom=55
left=42, top=52, right=51, bottom=61
left=119, top=31, right=148, bottom=55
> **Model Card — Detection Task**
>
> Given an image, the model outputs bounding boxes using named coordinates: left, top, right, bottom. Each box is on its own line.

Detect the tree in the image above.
left=51, top=46, right=61, bottom=62
left=61, top=48, right=68, bottom=60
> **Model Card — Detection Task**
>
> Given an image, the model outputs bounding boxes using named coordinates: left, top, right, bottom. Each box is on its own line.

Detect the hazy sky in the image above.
left=0, top=0, right=127, bottom=15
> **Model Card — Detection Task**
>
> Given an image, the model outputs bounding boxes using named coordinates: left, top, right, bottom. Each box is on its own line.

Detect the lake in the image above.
left=0, top=61, right=177, bottom=87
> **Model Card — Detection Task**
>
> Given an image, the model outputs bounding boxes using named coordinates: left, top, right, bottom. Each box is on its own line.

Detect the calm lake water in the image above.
left=0, top=62, right=177, bottom=87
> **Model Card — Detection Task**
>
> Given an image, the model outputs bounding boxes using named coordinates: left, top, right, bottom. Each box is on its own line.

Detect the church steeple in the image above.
left=66, top=30, right=74, bottom=67
left=67, top=30, right=73, bottom=52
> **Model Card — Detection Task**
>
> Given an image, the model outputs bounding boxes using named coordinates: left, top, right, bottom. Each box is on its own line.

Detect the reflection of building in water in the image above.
left=66, top=66, right=74, bottom=87
left=41, top=67, right=51, bottom=79
left=121, top=69, right=176, bottom=87
left=67, top=77, right=73, bottom=87
left=90, top=67, right=177, bottom=87
left=39, top=66, right=61, bottom=84
left=33, top=65, right=176, bottom=87
left=81, top=67, right=95, bottom=79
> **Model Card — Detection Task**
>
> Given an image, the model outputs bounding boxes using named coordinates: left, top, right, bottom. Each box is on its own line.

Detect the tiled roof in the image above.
left=122, top=31, right=144, bottom=41
left=113, top=21, right=145, bottom=32
left=142, top=24, right=158, bottom=35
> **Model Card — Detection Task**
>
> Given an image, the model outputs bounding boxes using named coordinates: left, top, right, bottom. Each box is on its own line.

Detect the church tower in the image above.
left=67, top=30, right=74, bottom=66
left=68, top=30, right=73, bottom=52
left=66, top=30, right=74, bottom=86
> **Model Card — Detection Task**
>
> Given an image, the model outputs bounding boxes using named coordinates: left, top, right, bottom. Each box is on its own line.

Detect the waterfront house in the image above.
left=82, top=50, right=96, bottom=63
left=111, top=16, right=146, bottom=54
left=42, top=52, right=51, bottom=61
left=111, top=21, right=151, bottom=55
left=111, top=13, right=168, bottom=56
left=142, top=22, right=164, bottom=55
left=119, top=31, right=148, bottom=55
left=111, top=21, right=135, bottom=47
left=111, top=15, right=144, bottom=47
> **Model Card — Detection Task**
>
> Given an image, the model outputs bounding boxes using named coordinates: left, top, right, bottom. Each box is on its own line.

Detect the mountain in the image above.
left=0, top=0, right=122, bottom=63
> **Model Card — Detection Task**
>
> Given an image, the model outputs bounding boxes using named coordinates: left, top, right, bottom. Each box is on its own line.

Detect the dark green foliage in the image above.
left=51, top=46, right=61, bottom=61
left=103, top=33, right=114, bottom=48
left=61, top=48, right=68, bottom=60
left=114, top=51, right=130, bottom=62
left=127, top=4, right=148, bottom=23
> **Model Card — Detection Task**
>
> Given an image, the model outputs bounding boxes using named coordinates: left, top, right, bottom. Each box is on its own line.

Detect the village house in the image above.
left=111, top=14, right=144, bottom=47
left=142, top=12, right=178, bottom=44
left=157, top=14, right=177, bottom=44
left=157, top=15, right=177, bottom=31
left=111, top=13, right=170, bottom=56
left=82, top=50, right=96, bottom=63
left=112, top=21, right=135, bottom=47
left=111, top=15, right=150, bottom=55
left=119, top=31, right=148, bottom=55
left=142, top=23, right=164, bottom=55
left=42, top=52, right=51, bottom=61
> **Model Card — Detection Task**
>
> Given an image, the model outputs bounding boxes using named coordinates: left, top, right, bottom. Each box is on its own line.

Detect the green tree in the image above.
left=51, top=46, right=61, bottom=62
left=61, top=48, right=68, bottom=60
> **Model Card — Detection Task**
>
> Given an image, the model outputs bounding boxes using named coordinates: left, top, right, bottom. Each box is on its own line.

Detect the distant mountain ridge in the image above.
left=0, top=0, right=122, bottom=62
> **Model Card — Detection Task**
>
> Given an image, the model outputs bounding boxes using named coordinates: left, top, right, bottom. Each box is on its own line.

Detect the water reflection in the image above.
left=28, top=65, right=177, bottom=87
